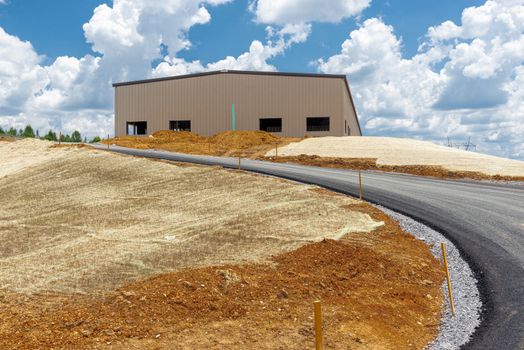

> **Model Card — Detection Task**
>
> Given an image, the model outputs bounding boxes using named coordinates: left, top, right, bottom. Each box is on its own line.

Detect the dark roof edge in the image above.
left=112, top=69, right=347, bottom=87
left=342, top=77, right=363, bottom=136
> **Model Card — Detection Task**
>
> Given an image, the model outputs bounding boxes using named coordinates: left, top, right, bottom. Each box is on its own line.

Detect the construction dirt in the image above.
left=104, top=130, right=300, bottom=158
left=0, top=139, right=444, bottom=349
left=106, top=131, right=524, bottom=181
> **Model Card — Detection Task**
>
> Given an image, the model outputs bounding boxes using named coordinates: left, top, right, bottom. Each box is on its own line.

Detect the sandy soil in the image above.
left=0, top=139, right=380, bottom=294
left=0, top=139, right=444, bottom=349
left=270, top=136, right=524, bottom=177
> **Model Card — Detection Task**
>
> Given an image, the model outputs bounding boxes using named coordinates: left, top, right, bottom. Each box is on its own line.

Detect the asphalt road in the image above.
left=94, top=144, right=524, bottom=349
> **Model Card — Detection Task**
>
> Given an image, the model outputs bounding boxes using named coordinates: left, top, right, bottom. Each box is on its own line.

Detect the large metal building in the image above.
left=113, top=70, right=362, bottom=137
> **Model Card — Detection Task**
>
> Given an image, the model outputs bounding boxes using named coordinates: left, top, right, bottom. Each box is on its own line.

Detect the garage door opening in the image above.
left=127, top=121, right=147, bottom=135
left=170, top=120, right=191, bottom=132
left=307, top=117, right=330, bottom=132
left=259, top=118, right=282, bottom=133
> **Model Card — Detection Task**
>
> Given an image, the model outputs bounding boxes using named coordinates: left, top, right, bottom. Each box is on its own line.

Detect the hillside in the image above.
left=267, top=136, right=524, bottom=179
left=0, top=139, right=444, bottom=349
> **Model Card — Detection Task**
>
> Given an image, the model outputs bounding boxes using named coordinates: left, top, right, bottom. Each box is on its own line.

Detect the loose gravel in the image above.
left=376, top=205, right=482, bottom=350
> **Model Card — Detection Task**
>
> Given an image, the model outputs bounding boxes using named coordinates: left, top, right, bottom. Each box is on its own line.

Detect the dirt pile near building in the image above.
left=105, top=130, right=298, bottom=157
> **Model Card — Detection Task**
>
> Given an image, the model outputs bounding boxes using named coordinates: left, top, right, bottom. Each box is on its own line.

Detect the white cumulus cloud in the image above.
left=317, top=0, right=524, bottom=159
left=0, top=0, right=238, bottom=137
left=251, top=0, right=370, bottom=24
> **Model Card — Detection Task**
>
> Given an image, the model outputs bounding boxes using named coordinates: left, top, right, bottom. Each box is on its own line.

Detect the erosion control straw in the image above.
left=441, top=242, right=455, bottom=316
left=314, top=300, right=323, bottom=350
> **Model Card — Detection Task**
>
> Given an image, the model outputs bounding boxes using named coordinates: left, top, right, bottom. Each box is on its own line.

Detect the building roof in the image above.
left=112, top=70, right=362, bottom=134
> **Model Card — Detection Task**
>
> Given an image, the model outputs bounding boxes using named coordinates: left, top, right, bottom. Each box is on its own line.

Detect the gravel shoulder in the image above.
left=377, top=206, right=482, bottom=350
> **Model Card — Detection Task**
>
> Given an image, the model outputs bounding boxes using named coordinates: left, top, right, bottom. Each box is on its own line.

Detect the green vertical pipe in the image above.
left=232, top=103, right=236, bottom=131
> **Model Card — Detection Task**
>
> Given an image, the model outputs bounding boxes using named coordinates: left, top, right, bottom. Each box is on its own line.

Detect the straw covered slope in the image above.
left=271, top=136, right=524, bottom=178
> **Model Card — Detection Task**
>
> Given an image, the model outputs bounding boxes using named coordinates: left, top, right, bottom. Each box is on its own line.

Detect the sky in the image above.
left=0, top=0, right=523, bottom=159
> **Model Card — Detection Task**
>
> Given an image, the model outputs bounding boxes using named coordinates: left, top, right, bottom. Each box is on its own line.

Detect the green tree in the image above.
left=90, top=136, right=102, bottom=143
left=0, top=126, right=4, bottom=134
left=71, top=130, right=82, bottom=143
left=21, top=125, right=35, bottom=138
left=18, top=129, right=23, bottom=136
left=43, top=130, right=57, bottom=141
left=7, top=127, right=17, bottom=136
left=60, top=134, right=72, bottom=142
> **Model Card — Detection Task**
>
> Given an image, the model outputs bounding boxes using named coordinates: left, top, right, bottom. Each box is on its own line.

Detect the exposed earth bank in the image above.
left=0, top=139, right=445, bottom=349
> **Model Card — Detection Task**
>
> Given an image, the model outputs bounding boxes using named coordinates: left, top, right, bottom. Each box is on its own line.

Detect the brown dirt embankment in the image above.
left=0, top=139, right=445, bottom=349
left=0, top=202, right=444, bottom=350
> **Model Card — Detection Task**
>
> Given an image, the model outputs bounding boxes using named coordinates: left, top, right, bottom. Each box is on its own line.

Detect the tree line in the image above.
left=0, top=125, right=102, bottom=143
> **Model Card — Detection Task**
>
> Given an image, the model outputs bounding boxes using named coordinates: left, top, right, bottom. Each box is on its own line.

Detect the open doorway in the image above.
left=126, top=121, right=147, bottom=135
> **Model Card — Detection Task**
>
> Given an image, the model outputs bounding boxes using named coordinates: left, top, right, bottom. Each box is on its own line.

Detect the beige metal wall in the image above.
left=115, top=72, right=361, bottom=137
left=342, top=84, right=361, bottom=136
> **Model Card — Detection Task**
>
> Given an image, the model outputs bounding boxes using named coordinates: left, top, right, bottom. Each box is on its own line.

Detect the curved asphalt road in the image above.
left=94, top=144, right=524, bottom=349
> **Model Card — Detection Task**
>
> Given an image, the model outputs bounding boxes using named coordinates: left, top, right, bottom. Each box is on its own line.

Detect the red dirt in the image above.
left=103, top=130, right=299, bottom=158
left=0, top=202, right=444, bottom=350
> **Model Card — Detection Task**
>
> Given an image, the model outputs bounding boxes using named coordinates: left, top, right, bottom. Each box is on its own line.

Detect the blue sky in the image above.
left=0, top=0, right=522, bottom=159
left=0, top=0, right=483, bottom=67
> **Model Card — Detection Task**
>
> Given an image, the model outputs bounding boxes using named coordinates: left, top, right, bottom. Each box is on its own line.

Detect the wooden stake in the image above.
left=314, top=300, right=323, bottom=350
left=441, top=242, right=455, bottom=316
left=58, top=131, right=61, bottom=146
left=107, top=134, right=110, bottom=150
left=275, top=143, right=278, bottom=159
left=358, top=170, right=363, bottom=201
left=238, top=156, right=241, bottom=170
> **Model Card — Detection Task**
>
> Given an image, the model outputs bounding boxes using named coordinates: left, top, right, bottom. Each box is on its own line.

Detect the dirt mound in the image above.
left=151, top=130, right=206, bottom=143
left=210, top=130, right=280, bottom=149
left=106, top=130, right=299, bottom=157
